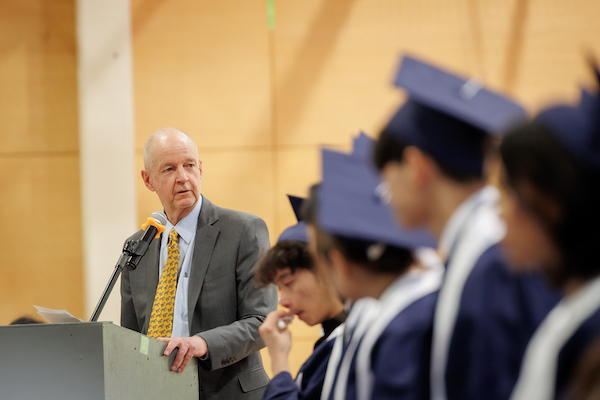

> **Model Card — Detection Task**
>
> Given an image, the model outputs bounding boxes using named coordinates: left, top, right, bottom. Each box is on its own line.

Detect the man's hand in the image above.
left=258, top=310, right=294, bottom=376
left=158, top=336, right=208, bottom=373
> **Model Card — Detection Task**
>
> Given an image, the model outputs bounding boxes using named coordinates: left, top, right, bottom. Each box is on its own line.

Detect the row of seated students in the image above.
left=254, top=54, right=600, bottom=400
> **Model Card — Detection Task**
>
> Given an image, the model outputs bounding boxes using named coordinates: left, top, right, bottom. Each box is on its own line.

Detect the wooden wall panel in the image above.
left=0, top=0, right=81, bottom=325
left=275, top=147, right=321, bottom=235
left=272, top=0, right=496, bottom=147
left=199, top=149, right=275, bottom=229
left=0, top=0, right=78, bottom=153
left=511, top=0, right=600, bottom=110
left=131, top=0, right=272, bottom=149
left=0, top=156, right=83, bottom=323
left=274, top=143, right=349, bottom=235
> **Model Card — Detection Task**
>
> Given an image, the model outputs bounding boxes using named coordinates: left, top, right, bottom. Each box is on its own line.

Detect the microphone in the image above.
left=89, top=211, right=167, bottom=322
left=124, top=211, right=167, bottom=270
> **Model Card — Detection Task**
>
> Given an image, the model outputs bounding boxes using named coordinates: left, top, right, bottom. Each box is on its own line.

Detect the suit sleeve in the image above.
left=196, top=216, right=278, bottom=371
left=120, top=265, right=140, bottom=332
left=120, top=233, right=143, bottom=333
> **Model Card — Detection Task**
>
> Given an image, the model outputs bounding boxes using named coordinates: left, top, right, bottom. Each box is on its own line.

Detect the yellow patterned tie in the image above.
left=147, top=228, right=179, bottom=338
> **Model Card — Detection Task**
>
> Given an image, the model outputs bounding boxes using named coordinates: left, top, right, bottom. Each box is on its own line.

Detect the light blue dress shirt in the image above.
left=159, top=196, right=202, bottom=338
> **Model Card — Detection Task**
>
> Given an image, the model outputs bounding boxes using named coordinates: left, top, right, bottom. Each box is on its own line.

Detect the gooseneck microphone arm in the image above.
left=89, top=212, right=167, bottom=322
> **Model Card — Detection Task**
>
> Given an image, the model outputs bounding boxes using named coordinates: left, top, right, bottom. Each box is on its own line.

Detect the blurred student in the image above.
left=500, top=67, right=600, bottom=400
left=10, top=316, right=42, bottom=325
left=257, top=196, right=346, bottom=400
left=305, top=137, right=443, bottom=400
left=373, top=55, right=559, bottom=400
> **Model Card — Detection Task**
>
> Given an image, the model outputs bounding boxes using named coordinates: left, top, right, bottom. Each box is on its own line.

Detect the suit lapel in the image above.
left=142, top=236, right=161, bottom=333
left=187, top=197, right=220, bottom=329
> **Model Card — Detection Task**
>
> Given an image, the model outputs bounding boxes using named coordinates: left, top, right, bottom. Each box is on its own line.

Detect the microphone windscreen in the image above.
left=141, top=211, right=168, bottom=238
left=150, top=211, right=167, bottom=227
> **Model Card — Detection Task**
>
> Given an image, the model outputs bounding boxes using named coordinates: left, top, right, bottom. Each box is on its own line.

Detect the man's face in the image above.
left=274, top=267, right=335, bottom=326
left=142, top=133, right=203, bottom=223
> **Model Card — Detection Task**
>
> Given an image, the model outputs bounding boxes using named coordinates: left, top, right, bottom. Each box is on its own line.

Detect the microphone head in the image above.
left=141, top=211, right=168, bottom=238
left=150, top=211, right=167, bottom=227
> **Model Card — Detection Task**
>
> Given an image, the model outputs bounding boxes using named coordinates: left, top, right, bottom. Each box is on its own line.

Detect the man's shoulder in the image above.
left=216, top=206, right=264, bottom=223
left=206, top=198, right=266, bottom=226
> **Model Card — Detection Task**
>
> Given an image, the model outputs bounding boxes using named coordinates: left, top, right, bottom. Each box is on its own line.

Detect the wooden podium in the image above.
left=0, top=322, right=199, bottom=399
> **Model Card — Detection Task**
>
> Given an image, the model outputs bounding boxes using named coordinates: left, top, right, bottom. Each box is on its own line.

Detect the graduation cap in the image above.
left=351, top=132, right=375, bottom=161
left=278, top=195, right=308, bottom=243
left=318, top=148, right=436, bottom=252
left=535, top=63, right=600, bottom=169
left=287, top=194, right=305, bottom=222
left=384, top=54, right=527, bottom=175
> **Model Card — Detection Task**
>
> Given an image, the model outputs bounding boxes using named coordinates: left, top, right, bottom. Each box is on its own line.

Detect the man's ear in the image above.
left=141, top=170, right=155, bottom=192
left=403, top=146, right=436, bottom=187
left=198, top=159, right=203, bottom=181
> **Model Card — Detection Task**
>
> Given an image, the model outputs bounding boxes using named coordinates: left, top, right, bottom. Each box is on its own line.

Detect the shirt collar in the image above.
left=164, top=196, right=203, bottom=245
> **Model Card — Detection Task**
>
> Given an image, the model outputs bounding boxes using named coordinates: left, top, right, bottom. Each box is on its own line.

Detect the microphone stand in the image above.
left=89, top=238, right=149, bottom=322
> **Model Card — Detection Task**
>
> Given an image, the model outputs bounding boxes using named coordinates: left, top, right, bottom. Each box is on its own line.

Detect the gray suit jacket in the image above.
left=121, top=197, right=278, bottom=400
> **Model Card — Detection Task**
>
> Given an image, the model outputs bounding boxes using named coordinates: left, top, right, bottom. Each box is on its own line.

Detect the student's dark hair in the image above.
left=320, top=231, right=414, bottom=275
left=372, top=127, right=407, bottom=171
left=499, top=120, right=600, bottom=286
left=10, top=316, right=42, bottom=325
left=302, top=183, right=414, bottom=274
left=373, top=126, right=490, bottom=183
left=255, top=240, right=313, bottom=286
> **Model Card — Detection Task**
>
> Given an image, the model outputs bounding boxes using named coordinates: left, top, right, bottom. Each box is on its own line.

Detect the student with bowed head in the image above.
left=500, top=65, right=600, bottom=400
left=304, top=134, right=443, bottom=400
left=372, top=55, right=560, bottom=400
left=256, top=196, right=347, bottom=400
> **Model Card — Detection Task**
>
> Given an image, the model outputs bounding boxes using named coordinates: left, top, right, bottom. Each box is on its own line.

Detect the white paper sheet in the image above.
left=33, top=305, right=84, bottom=323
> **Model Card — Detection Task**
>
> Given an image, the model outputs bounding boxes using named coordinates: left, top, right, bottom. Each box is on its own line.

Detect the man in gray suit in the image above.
left=121, top=127, right=277, bottom=400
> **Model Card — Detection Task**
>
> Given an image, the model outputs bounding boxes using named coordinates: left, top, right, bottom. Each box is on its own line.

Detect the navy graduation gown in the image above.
left=336, top=292, right=437, bottom=400
left=262, top=337, right=337, bottom=400
left=445, top=244, right=560, bottom=400
left=262, top=315, right=345, bottom=400
left=555, top=307, right=600, bottom=399
left=368, top=291, right=437, bottom=400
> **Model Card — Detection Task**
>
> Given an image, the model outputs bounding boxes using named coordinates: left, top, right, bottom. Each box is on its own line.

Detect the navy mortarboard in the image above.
left=535, top=68, right=600, bottom=169
left=287, top=194, right=305, bottom=222
left=278, top=195, right=308, bottom=243
left=351, top=131, right=375, bottom=161
left=318, top=147, right=436, bottom=251
left=385, top=54, right=527, bottom=175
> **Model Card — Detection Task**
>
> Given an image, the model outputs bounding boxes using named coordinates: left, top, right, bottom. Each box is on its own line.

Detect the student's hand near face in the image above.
left=259, top=309, right=294, bottom=376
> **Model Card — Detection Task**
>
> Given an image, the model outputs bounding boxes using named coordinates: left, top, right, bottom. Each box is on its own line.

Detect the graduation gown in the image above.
left=360, top=292, right=438, bottom=400
left=327, top=264, right=443, bottom=400
left=431, top=186, right=560, bottom=400
left=510, top=275, right=600, bottom=400
left=321, top=299, right=380, bottom=400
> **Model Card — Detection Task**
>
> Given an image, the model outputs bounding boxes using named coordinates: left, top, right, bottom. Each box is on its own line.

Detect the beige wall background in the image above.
left=1, top=0, right=599, bottom=376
